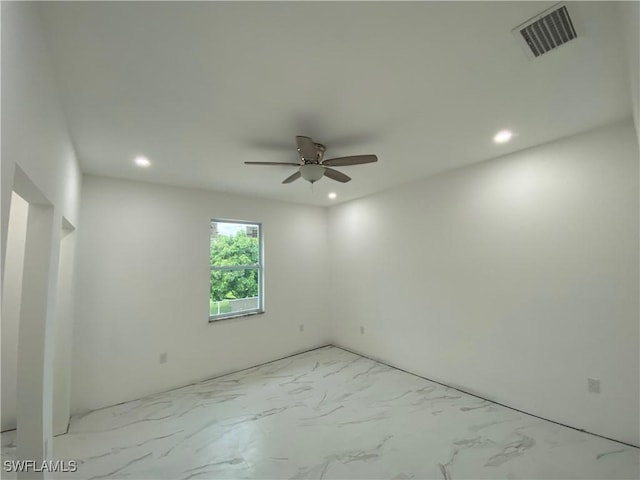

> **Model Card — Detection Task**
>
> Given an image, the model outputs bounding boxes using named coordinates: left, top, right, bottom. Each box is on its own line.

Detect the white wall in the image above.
left=72, top=176, right=330, bottom=413
left=1, top=1, right=82, bottom=464
left=328, top=120, right=639, bottom=446
left=1, top=193, right=29, bottom=431
left=619, top=1, right=639, bottom=143
left=1, top=3, right=81, bottom=260
left=53, top=225, right=77, bottom=435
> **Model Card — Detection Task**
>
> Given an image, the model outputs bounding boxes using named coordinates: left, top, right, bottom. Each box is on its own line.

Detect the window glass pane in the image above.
left=209, top=269, right=259, bottom=316
left=210, top=222, right=259, bottom=265
left=210, top=220, right=261, bottom=320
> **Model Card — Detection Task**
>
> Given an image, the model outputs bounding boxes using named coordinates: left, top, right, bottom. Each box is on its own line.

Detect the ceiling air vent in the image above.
left=512, top=3, right=580, bottom=60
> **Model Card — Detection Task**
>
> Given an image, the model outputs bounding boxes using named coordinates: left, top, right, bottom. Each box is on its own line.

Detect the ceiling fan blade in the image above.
left=323, top=167, right=351, bottom=183
left=322, top=154, right=377, bottom=167
left=244, top=161, right=301, bottom=166
left=296, top=136, right=317, bottom=161
left=282, top=171, right=301, bottom=184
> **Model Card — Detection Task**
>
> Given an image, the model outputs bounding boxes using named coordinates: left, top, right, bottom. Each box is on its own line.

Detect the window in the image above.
left=209, top=219, right=263, bottom=321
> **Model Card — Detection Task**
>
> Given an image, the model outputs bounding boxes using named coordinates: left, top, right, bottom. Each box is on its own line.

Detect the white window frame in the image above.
left=209, top=219, right=264, bottom=322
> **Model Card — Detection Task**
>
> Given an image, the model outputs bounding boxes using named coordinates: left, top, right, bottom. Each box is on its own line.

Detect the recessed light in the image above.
left=493, top=130, right=513, bottom=144
left=328, top=192, right=337, bottom=199
left=134, top=156, right=151, bottom=168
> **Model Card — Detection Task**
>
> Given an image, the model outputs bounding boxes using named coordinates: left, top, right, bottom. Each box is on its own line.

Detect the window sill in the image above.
left=208, top=310, right=265, bottom=323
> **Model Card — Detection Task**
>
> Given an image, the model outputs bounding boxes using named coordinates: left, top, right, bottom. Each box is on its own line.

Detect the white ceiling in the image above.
left=39, top=1, right=631, bottom=206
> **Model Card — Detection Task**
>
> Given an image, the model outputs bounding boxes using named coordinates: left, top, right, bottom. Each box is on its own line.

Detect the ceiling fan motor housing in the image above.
left=298, top=143, right=325, bottom=163
left=313, top=143, right=326, bottom=162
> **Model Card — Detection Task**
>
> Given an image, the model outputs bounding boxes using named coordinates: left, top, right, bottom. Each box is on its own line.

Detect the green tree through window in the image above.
left=209, top=221, right=262, bottom=319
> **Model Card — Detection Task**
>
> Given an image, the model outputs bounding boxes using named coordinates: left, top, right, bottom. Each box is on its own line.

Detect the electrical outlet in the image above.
left=299, top=324, right=304, bottom=332
left=160, top=352, right=168, bottom=364
left=360, top=326, right=365, bottom=335
left=587, top=378, right=600, bottom=394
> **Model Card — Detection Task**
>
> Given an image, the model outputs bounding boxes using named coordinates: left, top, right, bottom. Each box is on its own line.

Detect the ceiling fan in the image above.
left=245, top=136, right=377, bottom=184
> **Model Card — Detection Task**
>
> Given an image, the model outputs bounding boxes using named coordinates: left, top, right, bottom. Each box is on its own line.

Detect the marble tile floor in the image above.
left=1, top=346, right=638, bottom=479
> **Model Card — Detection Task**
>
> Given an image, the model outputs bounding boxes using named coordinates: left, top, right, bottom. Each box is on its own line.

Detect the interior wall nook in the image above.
left=1, top=192, right=29, bottom=432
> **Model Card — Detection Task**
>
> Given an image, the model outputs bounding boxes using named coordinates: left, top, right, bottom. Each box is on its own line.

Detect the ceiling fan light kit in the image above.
left=300, top=164, right=326, bottom=183
left=245, top=135, right=378, bottom=185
